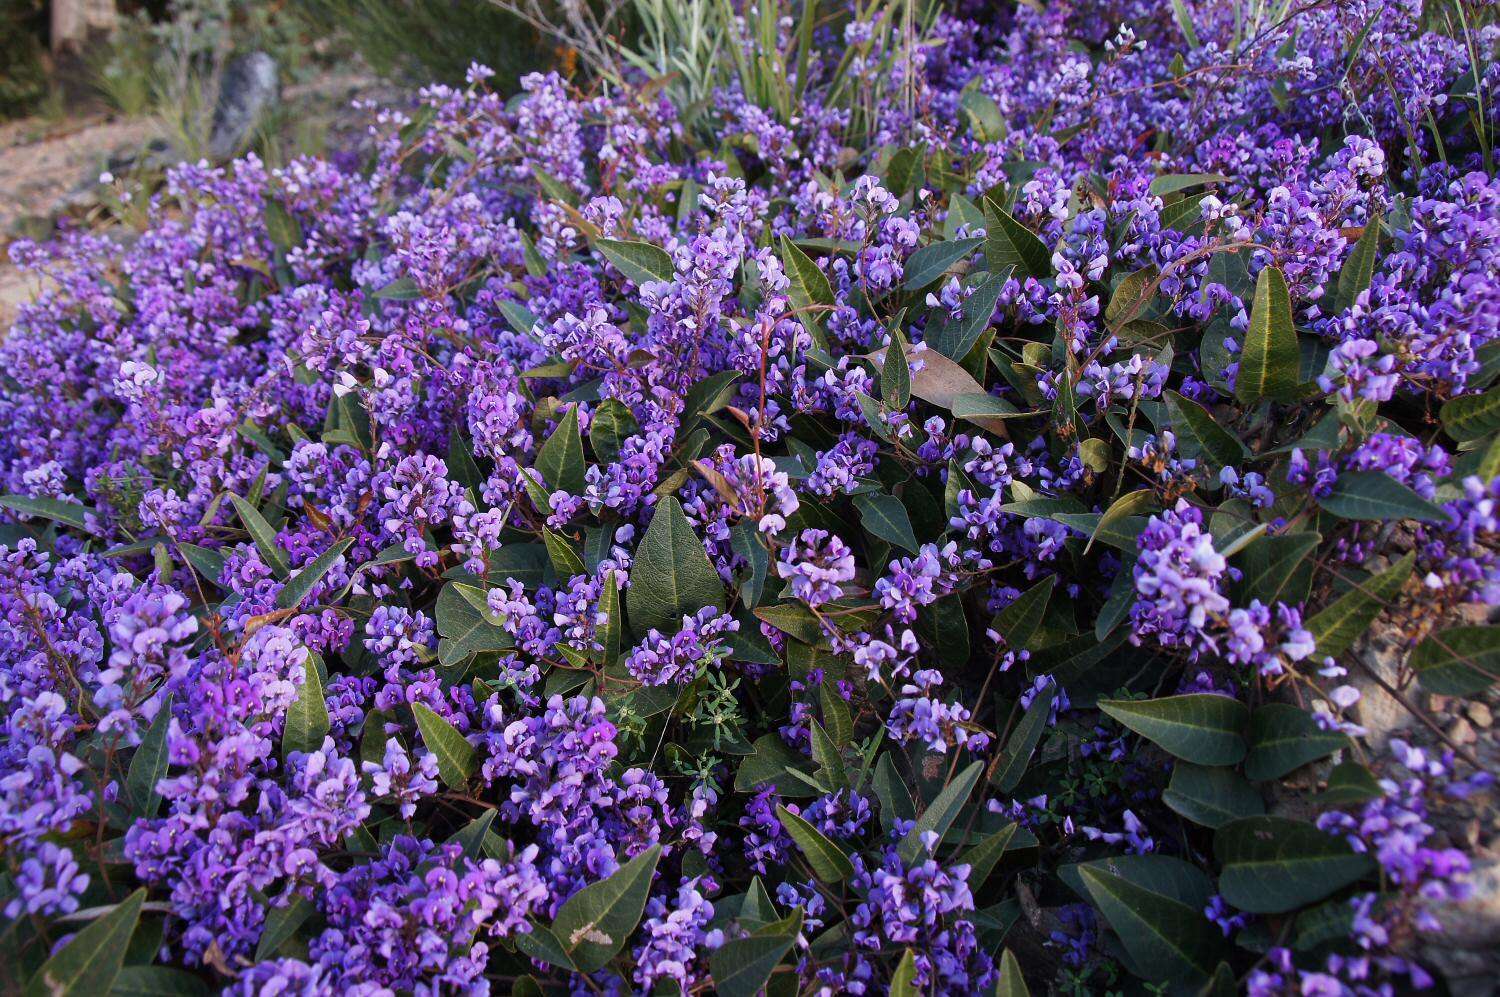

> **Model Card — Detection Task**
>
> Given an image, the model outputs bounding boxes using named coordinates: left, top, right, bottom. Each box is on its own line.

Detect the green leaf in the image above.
left=412, top=702, right=474, bottom=789
left=927, top=270, right=1008, bottom=361
left=1332, top=215, right=1381, bottom=314
left=777, top=805, right=854, bottom=882
left=1317, top=762, right=1383, bottom=808
left=898, top=760, right=983, bottom=864
left=536, top=405, right=587, bottom=495
left=735, top=734, right=818, bottom=797
left=448, top=808, right=502, bottom=861
left=881, top=331, right=911, bottom=408
left=1148, top=173, right=1226, bottom=197
left=1087, top=489, right=1157, bottom=555
left=1075, top=856, right=1222, bottom=983
left=108, top=967, right=211, bottom=997
left=780, top=235, right=834, bottom=347
left=902, top=237, right=983, bottom=290
left=543, top=528, right=586, bottom=578
left=126, top=694, right=172, bottom=817
left=996, top=948, right=1030, bottom=997
left=1163, top=763, right=1264, bottom=828
left=596, top=573, right=623, bottom=667
left=1305, top=552, right=1414, bottom=657
left=820, top=682, right=853, bottom=747
left=993, top=576, right=1054, bottom=649
left=372, top=275, right=420, bottom=300
left=963, top=822, right=1019, bottom=891
left=1441, top=386, right=1500, bottom=441
left=1244, top=704, right=1347, bottom=781
left=275, top=537, right=353, bottom=610
left=960, top=89, right=1005, bottom=142
left=594, top=238, right=673, bottom=286
left=26, top=888, right=145, bottom=997
left=628, top=497, right=726, bottom=635
left=282, top=653, right=329, bottom=758
left=730, top=522, right=769, bottom=609
left=589, top=399, right=638, bottom=465
left=992, top=684, right=1053, bottom=793
left=434, top=581, right=511, bottom=663
left=1215, top=816, right=1375, bottom=913
left=710, top=907, right=803, bottom=997
left=0, top=495, right=94, bottom=531
left=1170, top=0, right=1200, bottom=46
left=1235, top=531, right=1319, bottom=605
left=1164, top=390, right=1247, bottom=469
left=885, top=146, right=922, bottom=194
left=1316, top=471, right=1446, bottom=522
left=809, top=721, right=847, bottom=791
left=228, top=493, right=289, bottom=576
left=983, top=198, right=1050, bottom=278
left=852, top=492, right=918, bottom=553
left=872, top=752, right=916, bottom=831
left=1105, top=266, right=1159, bottom=325
left=178, top=543, right=225, bottom=584
left=513, top=920, right=577, bottom=971
left=1235, top=266, right=1300, bottom=405
left=551, top=845, right=662, bottom=972
left=255, top=896, right=314, bottom=961
left=1098, top=694, right=1249, bottom=765
left=1411, top=625, right=1500, bottom=696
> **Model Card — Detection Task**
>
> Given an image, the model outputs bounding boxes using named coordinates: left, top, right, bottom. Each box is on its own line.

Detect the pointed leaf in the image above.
left=1165, top=390, right=1246, bottom=469
left=1304, top=552, right=1413, bottom=657
left=126, top=695, right=172, bottom=817
left=777, top=805, right=854, bottom=882
left=1215, top=816, right=1374, bottom=913
left=1411, top=625, right=1500, bottom=696
left=1235, top=266, right=1300, bottom=404
left=628, top=497, right=726, bottom=635
left=903, top=237, right=983, bottom=290
left=552, top=844, right=662, bottom=972
left=993, top=576, right=1054, bottom=649
left=1076, top=856, right=1222, bottom=983
left=780, top=235, right=834, bottom=347
left=228, top=493, right=289, bottom=576
left=282, top=653, right=329, bottom=758
left=1317, top=471, right=1446, bottom=522
left=1244, top=704, right=1347, bottom=781
left=996, top=948, right=1030, bottom=997
left=594, top=238, right=673, bottom=286
left=853, top=492, right=918, bottom=553
left=275, top=538, right=353, bottom=610
left=710, top=907, right=803, bottom=997
left=536, top=406, right=587, bottom=495
left=983, top=198, right=1050, bottom=278
left=1164, top=763, right=1264, bottom=828
left=992, top=685, right=1053, bottom=793
left=412, top=702, right=474, bottom=789
left=25, top=888, right=145, bottom=997
left=1099, top=694, right=1249, bottom=765
left=898, top=760, right=983, bottom=864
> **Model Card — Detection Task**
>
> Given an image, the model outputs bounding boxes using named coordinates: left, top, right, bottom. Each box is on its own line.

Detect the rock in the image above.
left=1467, top=702, right=1492, bottom=729
left=1351, top=631, right=1418, bottom=747
left=1429, top=860, right=1500, bottom=950
left=209, top=52, right=280, bottom=160
left=1448, top=717, right=1477, bottom=746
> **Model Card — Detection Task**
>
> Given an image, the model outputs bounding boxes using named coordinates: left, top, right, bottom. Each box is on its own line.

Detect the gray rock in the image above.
left=1350, top=630, right=1416, bottom=747
left=209, top=52, right=280, bottom=160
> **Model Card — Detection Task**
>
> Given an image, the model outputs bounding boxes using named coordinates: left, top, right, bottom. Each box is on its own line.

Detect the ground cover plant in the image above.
left=1, top=0, right=1498, bottom=993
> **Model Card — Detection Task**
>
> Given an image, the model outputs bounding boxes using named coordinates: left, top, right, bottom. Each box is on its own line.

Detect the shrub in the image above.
left=1, top=1, right=1497, bottom=993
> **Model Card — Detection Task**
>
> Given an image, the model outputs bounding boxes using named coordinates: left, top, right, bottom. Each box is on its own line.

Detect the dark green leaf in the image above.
left=275, top=538, right=353, bottom=610
left=1411, top=625, right=1500, bottom=696
left=1235, top=531, right=1320, bottom=605
left=993, top=576, right=1054, bottom=650
left=1148, top=173, right=1226, bottom=196
left=26, top=888, right=145, bottom=997
left=551, top=845, right=662, bottom=972
left=898, top=760, right=983, bottom=864
left=927, top=270, right=1007, bottom=361
left=996, top=948, right=1029, bottom=997
left=983, top=198, right=1050, bottom=278
left=1441, top=386, right=1500, bottom=441
left=228, top=493, right=289, bottom=576
left=1075, top=855, right=1222, bottom=983
left=1215, top=816, right=1374, bottom=913
left=780, top=235, right=834, bottom=348
left=413, top=702, right=474, bottom=789
left=1332, top=215, right=1381, bottom=314
left=1098, top=694, right=1249, bottom=765
left=853, top=492, right=918, bottom=553
left=255, top=896, right=314, bottom=961
left=628, top=497, right=726, bottom=635
left=594, top=238, right=673, bottom=286
left=126, top=694, right=172, bottom=817
left=963, top=822, right=1019, bottom=891
left=1317, top=471, right=1446, bottom=522
left=992, top=684, right=1053, bottom=793
left=777, top=805, right=854, bottom=882
left=902, top=238, right=983, bottom=290
left=881, top=331, right=911, bottom=408
left=108, top=967, right=211, bottom=997
left=735, top=734, right=818, bottom=797
left=536, top=406, right=587, bottom=495
left=0, top=495, right=94, bottom=532
left=282, top=653, right=330, bottom=758
left=1317, top=762, right=1383, bottom=808
left=1164, top=390, right=1246, bottom=469
left=1105, top=266, right=1158, bottom=325
left=1244, top=704, right=1347, bottom=781
left=1163, top=763, right=1264, bottom=828
left=1304, top=552, right=1413, bottom=657
left=1235, top=266, right=1300, bottom=405
left=589, top=399, right=639, bottom=465
left=710, top=907, right=802, bottom=997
